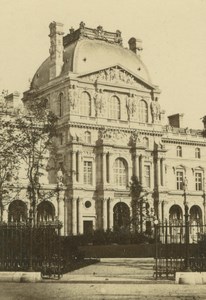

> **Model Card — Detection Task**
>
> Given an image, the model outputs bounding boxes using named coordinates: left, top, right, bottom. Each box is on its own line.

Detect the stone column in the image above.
left=102, top=153, right=107, bottom=184
left=109, top=199, right=114, bottom=230
left=71, top=151, right=76, bottom=183
left=92, top=158, right=96, bottom=186
left=140, top=155, right=145, bottom=186
left=79, top=151, right=83, bottom=184
left=158, top=158, right=162, bottom=187
left=58, top=190, right=65, bottom=235
left=107, top=153, right=110, bottom=183
left=134, top=154, right=140, bottom=179
left=109, top=153, right=113, bottom=185
left=161, top=158, right=166, bottom=187
left=72, top=198, right=77, bottom=235
left=150, top=162, right=154, bottom=189
left=64, top=199, right=67, bottom=236
left=78, top=198, right=83, bottom=234
left=103, top=198, right=108, bottom=230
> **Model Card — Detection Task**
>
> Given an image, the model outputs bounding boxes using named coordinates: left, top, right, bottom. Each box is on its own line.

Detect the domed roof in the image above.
left=31, top=24, right=152, bottom=89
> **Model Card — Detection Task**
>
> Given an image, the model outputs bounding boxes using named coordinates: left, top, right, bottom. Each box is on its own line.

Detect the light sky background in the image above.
left=0, top=0, right=206, bottom=129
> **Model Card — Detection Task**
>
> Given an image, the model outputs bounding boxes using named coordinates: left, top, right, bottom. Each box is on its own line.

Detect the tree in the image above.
left=129, top=175, right=152, bottom=233
left=0, top=116, right=24, bottom=220
left=15, top=99, right=59, bottom=224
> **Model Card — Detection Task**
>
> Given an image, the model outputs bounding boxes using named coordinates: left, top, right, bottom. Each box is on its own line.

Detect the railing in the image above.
left=154, top=222, right=206, bottom=279
left=0, top=221, right=63, bottom=279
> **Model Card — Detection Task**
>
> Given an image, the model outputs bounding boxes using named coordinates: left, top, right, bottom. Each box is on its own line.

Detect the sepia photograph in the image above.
left=0, top=0, right=206, bottom=299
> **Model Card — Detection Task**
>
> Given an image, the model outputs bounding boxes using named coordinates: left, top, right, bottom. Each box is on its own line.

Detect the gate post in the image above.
left=184, top=203, right=191, bottom=272
left=154, top=219, right=159, bottom=280
left=28, top=209, right=33, bottom=272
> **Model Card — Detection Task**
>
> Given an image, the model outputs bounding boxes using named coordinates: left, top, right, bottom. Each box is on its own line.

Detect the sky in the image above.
left=0, top=0, right=206, bottom=129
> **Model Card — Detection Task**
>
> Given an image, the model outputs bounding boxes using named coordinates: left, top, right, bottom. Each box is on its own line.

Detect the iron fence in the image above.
left=154, top=221, right=206, bottom=279
left=0, top=221, right=63, bottom=279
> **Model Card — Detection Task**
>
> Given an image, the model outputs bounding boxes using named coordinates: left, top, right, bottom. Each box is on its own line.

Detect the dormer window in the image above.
left=176, top=146, right=182, bottom=157
left=138, top=100, right=148, bottom=123
left=80, top=92, right=91, bottom=116
left=108, top=96, right=120, bottom=120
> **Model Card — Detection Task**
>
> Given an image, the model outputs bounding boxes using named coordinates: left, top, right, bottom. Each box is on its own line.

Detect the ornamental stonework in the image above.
left=98, top=128, right=129, bottom=145
left=79, top=66, right=149, bottom=91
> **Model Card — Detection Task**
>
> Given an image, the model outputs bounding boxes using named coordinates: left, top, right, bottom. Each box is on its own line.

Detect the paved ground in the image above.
left=1, top=258, right=206, bottom=299
left=0, top=282, right=206, bottom=299
left=58, top=258, right=170, bottom=283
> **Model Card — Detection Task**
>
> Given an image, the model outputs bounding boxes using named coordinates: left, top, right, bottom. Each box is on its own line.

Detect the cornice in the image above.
left=162, top=137, right=206, bottom=147
left=68, top=121, right=163, bottom=136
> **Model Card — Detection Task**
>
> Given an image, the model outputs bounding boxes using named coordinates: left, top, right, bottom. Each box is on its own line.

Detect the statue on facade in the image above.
left=94, top=89, right=104, bottom=116
left=57, top=168, right=64, bottom=185
left=202, top=116, right=206, bottom=130
left=69, top=85, right=78, bottom=109
left=151, top=97, right=161, bottom=123
left=126, top=94, right=136, bottom=120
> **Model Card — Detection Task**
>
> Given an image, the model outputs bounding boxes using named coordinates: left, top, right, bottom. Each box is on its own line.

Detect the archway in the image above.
left=169, top=205, right=183, bottom=243
left=113, top=202, right=130, bottom=231
left=8, top=200, right=27, bottom=222
left=37, top=201, right=55, bottom=222
left=190, top=205, right=202, bottom=243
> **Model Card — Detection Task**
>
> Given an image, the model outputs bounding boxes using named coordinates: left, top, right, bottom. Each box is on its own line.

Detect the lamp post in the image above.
left=28, top=208, right=33, bottom=272
left=154, top=219, right=159, bottom=280
left=183, top=177, right=191, bottom=272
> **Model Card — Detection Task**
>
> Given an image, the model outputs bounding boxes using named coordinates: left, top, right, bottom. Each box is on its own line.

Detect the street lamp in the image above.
left=154, top=219, right=159, bottom=280
left=28, top=208, right=33, bottom=272
left=183, top=177, right=191, bottom=272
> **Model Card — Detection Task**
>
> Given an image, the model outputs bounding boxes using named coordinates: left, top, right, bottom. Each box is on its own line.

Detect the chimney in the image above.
left=128, top=37, right=143, bottom=54
left=4, top=91, right=21, bottom=110
left=49, top=21, right=64, bottom=80
left=168, top=114, right=184, bottom=128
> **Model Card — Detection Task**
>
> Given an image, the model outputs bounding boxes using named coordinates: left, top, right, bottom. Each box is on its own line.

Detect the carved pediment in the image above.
left=77, top=65, right=155, bottom=91
left=98, top=128, right=129, bottom=145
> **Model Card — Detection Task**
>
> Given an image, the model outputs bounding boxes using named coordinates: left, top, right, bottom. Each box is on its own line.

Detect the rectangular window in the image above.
left=176, top=171, right=184, bottom=190
left=195, top=172, right=202, bottom=191
left=84, top=161, right=92, bottom=185
left=144, top=165, right=151, bottom=188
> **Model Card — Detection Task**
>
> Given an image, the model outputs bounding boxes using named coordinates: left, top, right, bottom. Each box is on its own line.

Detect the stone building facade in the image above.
left=20, top=21, right=206, bottom=236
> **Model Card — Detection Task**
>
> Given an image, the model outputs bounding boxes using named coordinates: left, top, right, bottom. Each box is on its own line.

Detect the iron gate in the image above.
left=154, top=221, right=206, bottom=279
left=0, top=221, right=63, bottom=279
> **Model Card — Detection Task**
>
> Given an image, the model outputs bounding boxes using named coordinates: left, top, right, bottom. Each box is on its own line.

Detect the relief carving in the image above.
left=126, top=94, right=137, bottom=120
left=98, top=129, right=128, bottom=144
left=94, top=89, right=105, bottom=116
left=80, top=67, right=148, bottom=90
left=151, top=97, right=161, bottom=123
left=68, top=85, right=79, bottom=110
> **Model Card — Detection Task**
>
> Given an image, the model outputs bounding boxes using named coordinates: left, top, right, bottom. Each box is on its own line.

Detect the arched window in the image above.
left=169, top=205, right=183, bottom=243
left=8, top=200, right=27, bottom=222
left=108, top=96, right=120, bottom=120
left=114, top=158, right=128, bottom=187
left=80, top=92, right=91, bottom=116
left=58, top=93, right=64, bottom=117
left=190, top=205, right=202, bottom=243
left=176, top=146, right=182, bottom=157
left=195, top=147, right=201, bottom=159
left=37, top=201, right=55, bottom=222
left=84, top=131, right=91, bottom=143
left=138, top=100, right=148, bottom=123
left=113, top=202, right=130, bottom=231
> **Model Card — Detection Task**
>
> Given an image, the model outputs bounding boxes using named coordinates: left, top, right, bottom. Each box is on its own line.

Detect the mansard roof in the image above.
left=31, top=23, right=152, bottom=89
